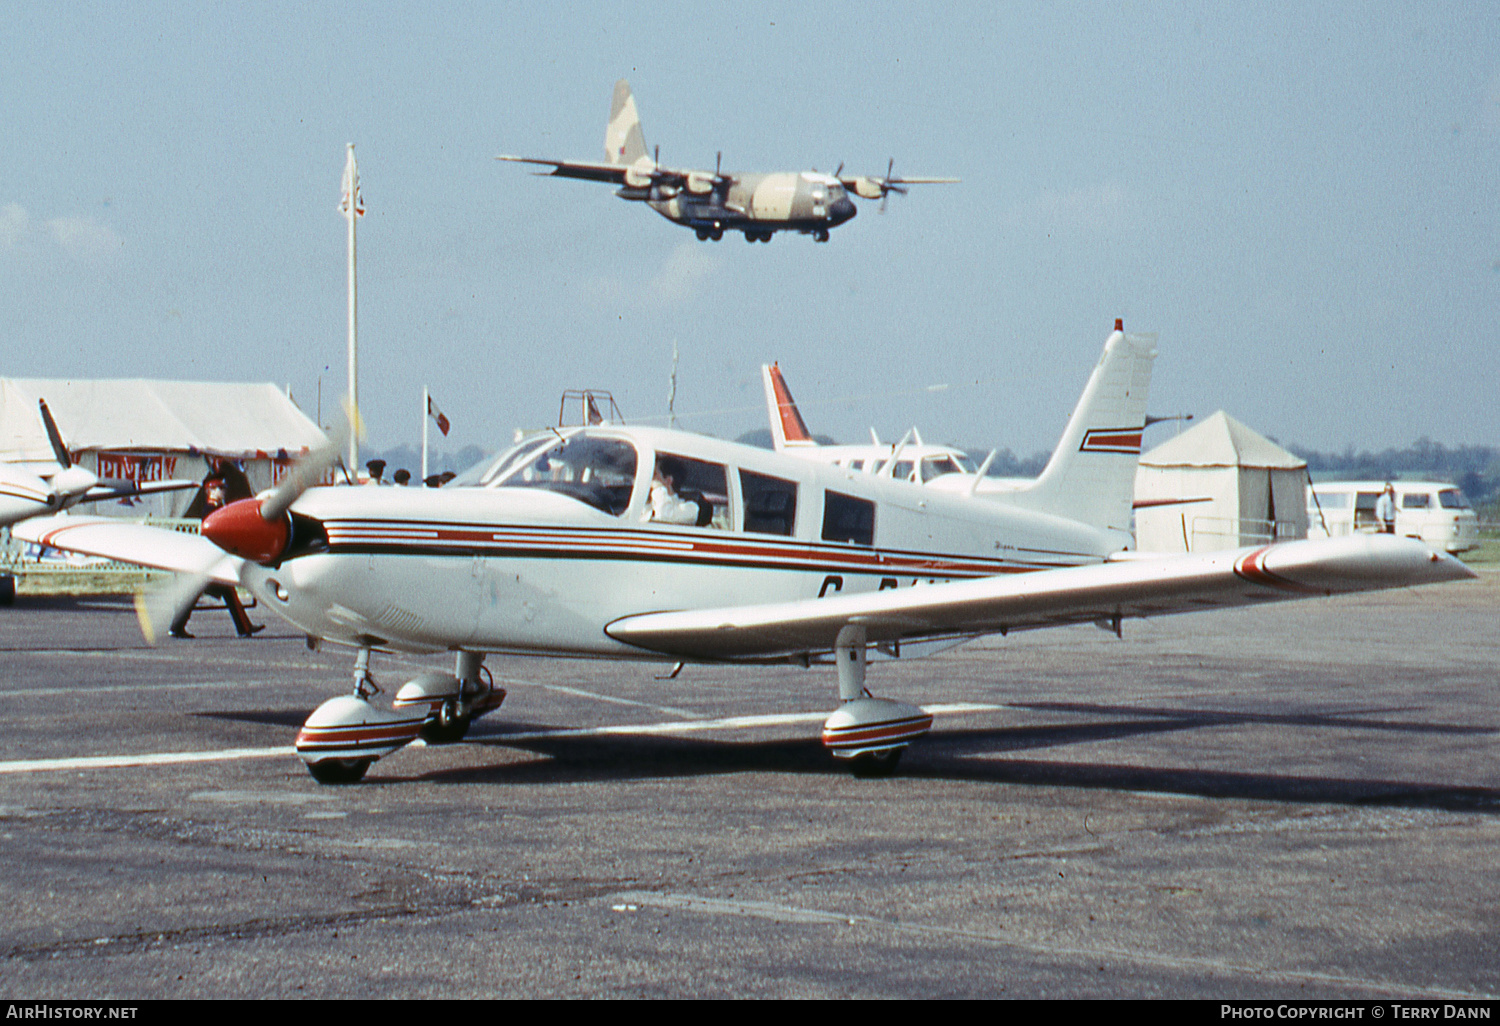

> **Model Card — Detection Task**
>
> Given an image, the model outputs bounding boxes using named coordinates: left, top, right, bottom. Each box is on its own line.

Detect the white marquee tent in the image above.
left=1134, top=410, right=1309, bottom=553
left=0, top=378, right=327, bottom=518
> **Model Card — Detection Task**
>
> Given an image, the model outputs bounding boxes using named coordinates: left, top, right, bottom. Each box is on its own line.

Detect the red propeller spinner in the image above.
left=201, top=498, right=292, bottom=565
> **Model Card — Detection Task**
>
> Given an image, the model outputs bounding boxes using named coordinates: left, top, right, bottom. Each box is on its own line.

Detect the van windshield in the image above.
left=1438, top=489, right=1471, bottom=510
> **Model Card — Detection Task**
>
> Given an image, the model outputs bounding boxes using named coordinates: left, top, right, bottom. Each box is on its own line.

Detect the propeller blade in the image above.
left=135, top=570, right=213, bottom=645
left=259, top=400, right=360, bottom=523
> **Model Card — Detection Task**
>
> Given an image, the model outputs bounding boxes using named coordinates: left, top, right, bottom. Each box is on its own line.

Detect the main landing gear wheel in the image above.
left=308, top=757, right=372, bottom=785
left=419, top=700, right=471, bottom=745
left=848, top=748, right=903, bottom=778
left=813, top=229, right=830, bottom=242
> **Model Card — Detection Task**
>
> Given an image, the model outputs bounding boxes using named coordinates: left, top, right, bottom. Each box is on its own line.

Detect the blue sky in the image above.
left=4, top=2, right=1497, bottom=461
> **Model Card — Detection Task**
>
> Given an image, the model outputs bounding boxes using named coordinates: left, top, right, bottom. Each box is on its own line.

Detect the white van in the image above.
left=1306, top=481, right=1479, bottom=554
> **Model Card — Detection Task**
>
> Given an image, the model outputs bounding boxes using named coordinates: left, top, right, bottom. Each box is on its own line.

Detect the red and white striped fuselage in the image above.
left=244, top=425, right=1124, bottom=658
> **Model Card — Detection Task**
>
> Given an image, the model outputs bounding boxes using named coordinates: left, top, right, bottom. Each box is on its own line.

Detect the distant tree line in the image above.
left=1278, top=437, right=1500, bottom=510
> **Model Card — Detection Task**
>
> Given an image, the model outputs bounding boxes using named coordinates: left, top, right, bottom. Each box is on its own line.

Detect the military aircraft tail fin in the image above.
left=605, top=79, right=648, bottom=167
left=1009, top=321, right=1157, bottom=537
left=761, top=364, right=818, bottom=452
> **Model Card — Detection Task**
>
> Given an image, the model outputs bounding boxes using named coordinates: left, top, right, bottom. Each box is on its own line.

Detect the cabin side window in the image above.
left=1401, top=492, right=1431, bottom=510
left=740, top=470, right=798, bottom=536
left=645, top=453, right=729, bottom=528
left=822, top=490, right=875, bottom=546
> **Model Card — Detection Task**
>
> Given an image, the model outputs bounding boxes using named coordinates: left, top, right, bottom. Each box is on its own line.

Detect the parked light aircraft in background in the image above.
left=763, top=360, right=989, bottom=484
left=499, top=80, right=957, bottom=242
left=764, top=319, right=1157, bottom=505
left=16, top=327, right=1474, bottom=784
left=0, top=400, right=195, bottom=530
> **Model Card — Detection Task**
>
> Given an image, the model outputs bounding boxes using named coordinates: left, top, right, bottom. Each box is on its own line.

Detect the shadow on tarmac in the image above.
left=323, top=706, right=1500, bottom=814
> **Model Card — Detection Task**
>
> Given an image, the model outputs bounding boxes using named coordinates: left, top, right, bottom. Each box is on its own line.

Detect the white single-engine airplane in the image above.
left=0, top=399, right=196, bottom=529
left=499, top=80, right=957, bottom=243
left=16, top=326, right=1474, bottom=784
left=762, top=360, right=979, bottom=483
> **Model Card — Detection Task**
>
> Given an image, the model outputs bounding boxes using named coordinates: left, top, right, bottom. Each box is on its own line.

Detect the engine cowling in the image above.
left=201, top=497, right=291, bottom=565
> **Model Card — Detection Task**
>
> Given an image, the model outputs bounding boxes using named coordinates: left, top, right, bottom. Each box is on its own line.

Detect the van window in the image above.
left=1353, top=492, right=1379, bottom=529
left=1312, top=491, right=1350, bottom=510
left=1401, top=492, right=1431, bottom=510
left=1438, top=489, right=1471, bottom=510
left=740, top=470, right=798, bottom=536
left=822, top=491, right=875, bottom=545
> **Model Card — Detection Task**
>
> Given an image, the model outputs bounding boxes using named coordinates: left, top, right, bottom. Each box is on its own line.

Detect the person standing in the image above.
left=1375, top=482, right=1397, bottom=534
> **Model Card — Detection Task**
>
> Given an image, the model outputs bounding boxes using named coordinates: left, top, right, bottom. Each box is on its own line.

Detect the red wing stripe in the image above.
left=1232, top=547, right=1327, bottom=595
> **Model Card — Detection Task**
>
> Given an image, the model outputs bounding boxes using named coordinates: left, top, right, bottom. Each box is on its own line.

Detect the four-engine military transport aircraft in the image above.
left=499, top=80, right=958, bottom=242
left=15, top=325, right=1475, bottom=785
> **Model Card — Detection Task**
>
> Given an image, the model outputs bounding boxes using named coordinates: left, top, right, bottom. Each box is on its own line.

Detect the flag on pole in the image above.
left=339, top=148, right=365, bottom=220
left=427, top=394, right=450, bottom=436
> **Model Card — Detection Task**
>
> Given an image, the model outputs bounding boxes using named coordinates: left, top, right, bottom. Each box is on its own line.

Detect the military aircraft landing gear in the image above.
left=820, top=624, right=932, bottom=776
left=813, top=229, right=830, bottom=242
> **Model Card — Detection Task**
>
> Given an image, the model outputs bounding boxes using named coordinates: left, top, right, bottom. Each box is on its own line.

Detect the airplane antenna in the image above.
left=667, top=338, right=680, bottom=429
left=970, top=449, right=998, bottom=496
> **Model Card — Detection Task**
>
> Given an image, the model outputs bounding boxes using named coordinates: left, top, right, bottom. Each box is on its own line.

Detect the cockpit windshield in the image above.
left=463, top=432, right=639, bottom=516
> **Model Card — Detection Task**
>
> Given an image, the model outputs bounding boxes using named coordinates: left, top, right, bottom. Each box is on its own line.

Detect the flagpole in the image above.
left=422, top=386, right=430, bottom=483
left=344, top=144, right=359, bottom=477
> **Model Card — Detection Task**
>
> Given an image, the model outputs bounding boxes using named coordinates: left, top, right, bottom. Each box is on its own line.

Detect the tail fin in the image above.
left=1008, top=321, right=1157, bottom=535
left=761, top=363, right=817, bottom=452
left=605, top=79, right=648, bottom=167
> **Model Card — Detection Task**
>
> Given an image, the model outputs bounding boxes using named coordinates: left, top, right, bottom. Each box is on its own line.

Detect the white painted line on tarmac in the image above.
left=492, top=675, right=701, bottom=719
left=0, top=746, right=295, bottom=775
left=484, top=702, right=1004, bottom=742
left=605, top=890, right=1499, bottom=1001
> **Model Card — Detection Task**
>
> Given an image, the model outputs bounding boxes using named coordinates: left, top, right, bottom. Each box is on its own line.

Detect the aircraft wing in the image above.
left=11, top=515, right=243, bottom=587
left=498, top=154, right=635, bottom=184
left=497, top=155, right=706, bottom=190
left=80, top=478, right=201, bottom=504
left=605, top=535, right=1474, bottom=661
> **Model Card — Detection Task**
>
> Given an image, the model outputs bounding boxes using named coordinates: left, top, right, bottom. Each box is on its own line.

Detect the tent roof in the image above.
left=1139, top=410, right=1306, bottom=470
left=0, top=378, right=326, bottom=462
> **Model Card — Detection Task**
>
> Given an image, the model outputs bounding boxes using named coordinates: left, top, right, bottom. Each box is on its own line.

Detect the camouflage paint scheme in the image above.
left=500, top=80, right=955, bottom=243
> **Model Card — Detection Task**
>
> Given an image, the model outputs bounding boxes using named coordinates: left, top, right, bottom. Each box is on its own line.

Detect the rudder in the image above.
left=605, top=79, right=648, bottom=166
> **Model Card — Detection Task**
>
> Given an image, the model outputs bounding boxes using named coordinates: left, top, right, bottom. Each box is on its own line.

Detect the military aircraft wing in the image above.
left=12, top=515, right=243, bottom=587
left=497, top=154, right=637, bottom=184
left=605, top=534, right=1473, bottom=661
left=497, top=154, right=702, bottom=188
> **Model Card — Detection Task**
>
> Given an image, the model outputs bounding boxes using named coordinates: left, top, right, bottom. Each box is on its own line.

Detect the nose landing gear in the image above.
left=297, top=648, right=503, bottom=784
